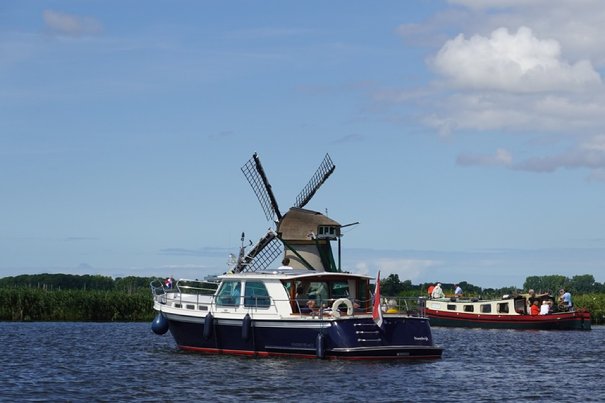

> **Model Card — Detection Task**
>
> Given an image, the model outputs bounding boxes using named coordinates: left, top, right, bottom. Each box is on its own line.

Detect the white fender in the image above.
left=331, top=298, right=354, bottom=318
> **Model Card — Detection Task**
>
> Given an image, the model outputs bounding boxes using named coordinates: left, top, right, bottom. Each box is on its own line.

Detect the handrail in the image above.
left=380, top=296, right=428, bottom=318
left=175, top=279, right=219, bottom=295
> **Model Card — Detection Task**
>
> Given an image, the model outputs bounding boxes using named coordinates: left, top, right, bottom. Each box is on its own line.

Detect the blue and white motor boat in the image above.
left=150, top=153, right=442, bottom=360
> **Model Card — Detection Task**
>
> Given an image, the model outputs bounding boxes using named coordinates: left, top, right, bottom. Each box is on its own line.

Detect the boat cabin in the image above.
left=153, top=271, right=373, bottom=319
left=424, top=292, right=558, bottom=316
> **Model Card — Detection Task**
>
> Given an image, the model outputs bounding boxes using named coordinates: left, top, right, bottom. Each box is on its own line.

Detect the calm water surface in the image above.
left=1, top=322, right=603, bottom=402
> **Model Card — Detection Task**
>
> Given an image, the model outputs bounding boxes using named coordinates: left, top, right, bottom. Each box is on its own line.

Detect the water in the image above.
left=1, top=322, right=603, bottom=402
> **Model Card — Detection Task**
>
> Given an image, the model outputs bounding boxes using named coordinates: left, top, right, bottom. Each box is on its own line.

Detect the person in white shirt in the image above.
left=431, top=283, right=445, bottom=299
left=539, top=300, right=550, bottom=315
left=559, top=289, right=573, bottom=311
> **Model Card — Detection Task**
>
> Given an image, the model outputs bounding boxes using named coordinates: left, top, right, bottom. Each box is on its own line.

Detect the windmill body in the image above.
left=278, top=207, right=340, bottom=271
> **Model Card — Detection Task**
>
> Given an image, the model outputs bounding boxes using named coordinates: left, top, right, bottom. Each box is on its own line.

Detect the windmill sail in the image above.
left=238, top=152, right=337, bottom=273
left=241, top=153, right=282, bottom=221
left=294, top=154, right=335, bottom=209
left=234, top=231, right=282, bottom=272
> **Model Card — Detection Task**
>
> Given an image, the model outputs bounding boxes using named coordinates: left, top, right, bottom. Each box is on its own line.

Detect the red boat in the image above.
left=420, top=293, right=591, bottom=330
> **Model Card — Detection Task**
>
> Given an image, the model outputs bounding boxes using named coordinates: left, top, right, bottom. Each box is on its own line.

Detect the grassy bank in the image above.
left=0, top=288, right=154, bottom=322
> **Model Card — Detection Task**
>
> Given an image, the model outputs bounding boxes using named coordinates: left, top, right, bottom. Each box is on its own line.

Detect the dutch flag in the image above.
left=372, top=271, right=384, bottom=328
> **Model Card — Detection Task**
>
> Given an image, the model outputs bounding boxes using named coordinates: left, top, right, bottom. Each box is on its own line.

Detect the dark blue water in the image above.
left=1, top=322, right=603, bottom=402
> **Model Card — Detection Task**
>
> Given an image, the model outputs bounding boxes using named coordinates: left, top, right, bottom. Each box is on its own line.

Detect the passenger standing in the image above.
left=559, top=289, right=573, bottom=311
left=431, top=283, right=445, bottom=299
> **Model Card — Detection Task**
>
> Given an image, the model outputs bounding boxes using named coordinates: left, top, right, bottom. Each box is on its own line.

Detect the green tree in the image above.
left=381, top=274, right=404, bottom=295
left=569, top=274, right=596, bottom=293
left=524, top=275, right=568, bottom=293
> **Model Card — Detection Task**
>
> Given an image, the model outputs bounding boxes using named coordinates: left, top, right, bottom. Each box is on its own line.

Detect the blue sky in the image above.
left=2, top=0, right=605, bottom=288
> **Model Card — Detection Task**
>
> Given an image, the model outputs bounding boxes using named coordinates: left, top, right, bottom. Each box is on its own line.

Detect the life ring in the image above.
left=331, top=298, right=354, bottom=318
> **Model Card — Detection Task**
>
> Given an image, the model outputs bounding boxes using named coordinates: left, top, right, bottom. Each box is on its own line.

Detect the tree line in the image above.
left=379, top=273, right=605, bottom=297
left=0, top=273, right=159, bottom=322
left=1, top=273, right=603, bottom=324
left=0, top=273, right=154, bottom=293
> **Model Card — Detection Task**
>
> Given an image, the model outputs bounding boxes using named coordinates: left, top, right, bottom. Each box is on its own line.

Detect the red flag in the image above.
left=372, top=271, right=383, bottom=328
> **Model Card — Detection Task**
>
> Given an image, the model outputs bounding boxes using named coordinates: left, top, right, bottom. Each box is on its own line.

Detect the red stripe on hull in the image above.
left=425, top=309, right=591, bottom=330
left=178, top=345, right=442, bottom=360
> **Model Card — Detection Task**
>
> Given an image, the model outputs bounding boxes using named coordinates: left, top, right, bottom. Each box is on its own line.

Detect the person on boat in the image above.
left=530, top=300, right=540, bottom=315
left=278, top=257, right=293, bottom=270
left=427, top=284, right=435, bottom=298
left=539, top=300, right=550, bottom=315
left=386, top=299, right=399, bottom=313
left=431, top=283, right=445, bottom=299
left=559, top=289, right=573, bottom=311
left=527, top=289, right=539, bottom=305
left=454, top=284, right=463, bottom=298
left=295, top=283, right=316, bottom=313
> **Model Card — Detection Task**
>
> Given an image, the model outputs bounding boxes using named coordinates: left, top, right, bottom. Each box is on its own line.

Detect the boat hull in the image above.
left=426, top=309, right=591, bottom=331
left=164, top=313, right=443, bottom=360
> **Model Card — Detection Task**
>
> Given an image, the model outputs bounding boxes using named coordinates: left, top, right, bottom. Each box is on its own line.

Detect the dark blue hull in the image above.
left=165, top=315, right=442, bottom=360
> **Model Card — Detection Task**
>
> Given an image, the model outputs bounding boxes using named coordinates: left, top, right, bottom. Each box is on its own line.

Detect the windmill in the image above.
left=234, top=152, right=340, bottom=273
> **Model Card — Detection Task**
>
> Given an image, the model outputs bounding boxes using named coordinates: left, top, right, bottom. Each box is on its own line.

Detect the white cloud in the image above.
left=456, top=135, right=605, bottom=174
left=43, top=10, right=103, bottom=37
left=392, top=4, right=605, bottom=181
left=440, top=1, right=605, bottom=65
left=513, top=134, right=605, bottom=173
left=432, top=26, right=601, bottom=92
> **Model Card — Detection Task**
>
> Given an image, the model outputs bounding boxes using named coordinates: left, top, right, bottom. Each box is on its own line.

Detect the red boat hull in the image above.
left=425, top=309, right=591, bottom=330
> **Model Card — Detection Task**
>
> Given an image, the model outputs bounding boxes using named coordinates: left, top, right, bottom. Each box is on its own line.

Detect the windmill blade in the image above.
left=234, top=231, right=282, bottom=272
left=241, top=153, right=282, bottom=221
left=294, top=153, right=335, bottom=209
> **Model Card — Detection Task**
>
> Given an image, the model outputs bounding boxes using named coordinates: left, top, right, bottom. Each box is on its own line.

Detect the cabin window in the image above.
left=463, top=305, right=474, bottom=312
left=358, top=280, right=368, bottom=310
left=306, top=281, right=329, bottom=304
left=317, top=225, right=338, bottom=239
left=447, top=304, right=456, bottom=311
left=497, top=302, right=509, bottom=314
left=244, top=281, right=271, bottom=308
left=216, top=280, right=241, bottom=307
left=481, top=304, right=492, bottom=313
left=330, top=281, right=350, bottom=298
left=514, top=299, right=526, bottom=314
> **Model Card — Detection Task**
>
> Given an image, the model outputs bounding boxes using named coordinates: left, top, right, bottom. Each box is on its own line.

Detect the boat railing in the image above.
left=287, top=296, right=429, bottom=318
left=149, top=280, right=167, bottom=304
left=289, top=296, right=365, bottom=318
left=150, top=278, right=219, bottom=306
left=382, top=296, right=428, bottom=318
left=175, top=278, right=219, bottom=296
